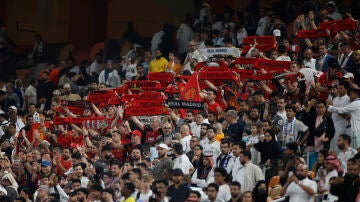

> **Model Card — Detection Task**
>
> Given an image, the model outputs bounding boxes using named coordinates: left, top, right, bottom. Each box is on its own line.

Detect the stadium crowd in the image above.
left=0, top=1, right=359, bottom=202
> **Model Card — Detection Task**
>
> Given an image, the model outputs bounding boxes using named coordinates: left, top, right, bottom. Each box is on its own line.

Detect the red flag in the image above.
left=180, top=71, right=201, bottom=102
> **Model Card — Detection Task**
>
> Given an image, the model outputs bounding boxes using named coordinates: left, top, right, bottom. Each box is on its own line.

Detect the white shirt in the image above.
left=332, top=95, right=350, bottom=137
left=217, top=184, right=231, bottom=202
left=202, top=140, right=221, bottom=159
left=322, top=169, right=338, bottom=191
left=276, top=55, right=292, bottom=61
left=25, top=85, right=37, bottom=106
left=90, top=60, right=102, bottom=75
left=303, top=58, right=317, bottom=70
left=191, top=168, right=214, bottom=188
left=328, top=99, right=360, bottom=147
left=339, top=51, right=353, bottom=69
left=236, top=161, right=264, bottom=192
left=232, top=157, right=244, bottom=184
left=337, top=147, right=357, bottom=173
left=181, top=135, right=192, bottom=153
left=122, top=63, right=137, bottom=81
left=256, top=16, right=270, bottom=36
left=176, top=24, right=194, bottom=54
left=285, top=178, right=317, bottom=202
left=173, top=154, right=194, bottom=175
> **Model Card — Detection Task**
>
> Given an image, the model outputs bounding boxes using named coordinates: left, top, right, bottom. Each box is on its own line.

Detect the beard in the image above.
left=296, top=174, right=306, bottom=181
left=240, top=160, right=246, bottom=166
left=337, top=143, right=345, bottom=150
left=155, top=56, right=161, bottom=59
left=131, top=156, right=140, bottom=161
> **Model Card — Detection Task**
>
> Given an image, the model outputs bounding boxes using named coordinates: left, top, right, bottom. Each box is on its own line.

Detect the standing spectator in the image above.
left=149, top=49, right=168, bottom=73
left=330, top=81, right=351, bottom=149
left=281, top=164, right=317, bottom=202
left=349, top=50, right=360, bottom=86
left=216, top=139, right=234, bottom=174
left=89, top=53, right=103, bottom=77
left=337, top=134, right=357, bottom=172
left=328, top=88, right=360, bottom=149
left=302, top=48, right=317, bottom=70
left=30, top=34, right=46, bottom=66
left=24, top=79, right=38, bottom=108
left=1, top=173, right=18, bottom=202
left=254, top=129, right=282, bottom=179
left=338, top=42, right=354, bottom=71
left=202, top=127, right=221, bottom=159
left=256, top=10, right=272, bottom=36
left=2, top=83, right=20, bottom=111
left=37, top=71, right=55, bottom=110
left=176, top=16, right=194, bottom=55
left=167, top=169, right=190, bottom=202
left=172, top=143, right=194, bottom=175
left=224, top=110, right=245, bottom=143
left=330, top=159, right=360, bottom=202
left=183, top=41, right=203, bottom=72
left=153, top=143, right=173, bottom=181
left=236, top=150, right=264, bottom=193
left=318, top=155, right=341, bottom=194
left=60, top=84, right=81, bottom=102
left=180, top=124, right=192, bottom=153
left=326, top=1, right=342, bottom=20
left=306, top=100, right=335, bottom=151
left=98, top=60, right=121, bottom=88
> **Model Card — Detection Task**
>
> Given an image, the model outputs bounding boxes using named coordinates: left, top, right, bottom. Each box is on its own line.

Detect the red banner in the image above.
left=233, top=57, right=257, bottom=65
left=199, top=71, right=234, bottom=81
left=88, top=91, right=116, bottom=103
left=147, top=72, right=174, bottom=84
left=254, top=58, right=290, bottom=70
left=125, top=106, right=169, bottom=116
left=242, top=43, right=276, bottom=53
left=319, top=18, right=358, bottom=31
left=297, top=29, right=329, bottom=38
left=232, top=69, right=255, bottom=79
left=243, top=36, right=276, bottom=45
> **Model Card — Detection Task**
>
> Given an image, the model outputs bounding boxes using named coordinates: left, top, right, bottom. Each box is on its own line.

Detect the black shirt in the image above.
left=167, top=183, right=190, bottom=202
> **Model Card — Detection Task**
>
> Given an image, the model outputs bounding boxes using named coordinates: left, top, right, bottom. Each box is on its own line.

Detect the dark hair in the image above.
left=339, top=134, right=351, bottom=144
left=207, top=183, right=220, bottom=192
left=240, top=150, right=252, bottom=160
left=194, top=144, right=203, bottom=151
left=76, top=188, right=89, bottom=196
left=101, top=188, right=115, bottom=196
left=90, top=183, right=103, bottom=192
left=155, top=179, right=169, bottom=186
left=173, top=143, right=184, bottom=155
left=277, top=44, right=287, bottom=54
left=338, top=80, right=350, bottom=90
left=230, top=181, right=241, bottom=188
left=207, top=126, right=217, bottom=133
left=130, top=168, right=142, bottom=179
left=110, top=160, right=122, bottom=168
left=214, top=167, right=228, bottom=178
left=15, top=198, right=26, bottom=202
left=286, top=142, right=298, bottom=152
left=197, top=111, right=207, bottom=118
left=49, top=193, right=60, bottom=200
left=285, top=104, right=296, bottom=112
left=124, top=182, right=136, bottom=193
left=71, top=178, right=81, bottom=184
left=190, top=190, right=201, bottom=198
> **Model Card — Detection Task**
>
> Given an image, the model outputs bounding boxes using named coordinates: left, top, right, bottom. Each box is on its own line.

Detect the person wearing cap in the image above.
left=343, top=72, right=358, bottom=89
left=167, top=168, right=191, bottom=202
left=328, top=88, right=360, bottom=148
left=98, top=59, right=121, bottom=88
left=153, top=143, right=173, bottom=181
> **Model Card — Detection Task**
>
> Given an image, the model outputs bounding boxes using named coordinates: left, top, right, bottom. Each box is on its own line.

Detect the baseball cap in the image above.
left=8, top=106, right=17, bottom=111
left=343, top=72, right=354, bottom=79
left=41, top=160, right=52, bottom=167
left=131, top=130, right=142, bottom=138
left=157, top=143, right=169, bottom=150
left=273, top=29, right=281, bottom=37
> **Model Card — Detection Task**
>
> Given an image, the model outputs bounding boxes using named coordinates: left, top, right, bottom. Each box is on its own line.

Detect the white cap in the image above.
left=343, top=72, right=354, bottom=79
left=273, top=29, right=281, bottom=37
left=157, top=143, right=169, bottom=150
left=8, top=106, right=17, bottom=111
